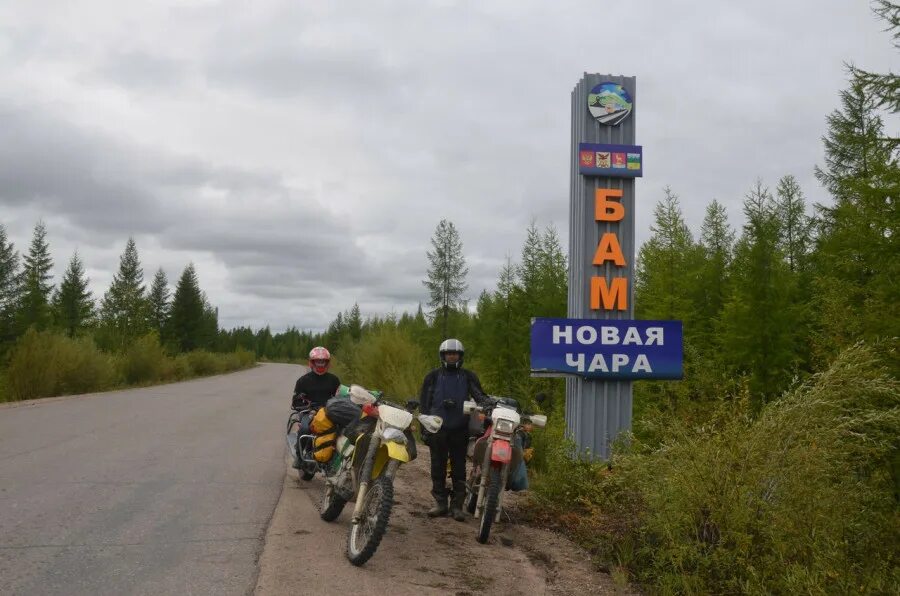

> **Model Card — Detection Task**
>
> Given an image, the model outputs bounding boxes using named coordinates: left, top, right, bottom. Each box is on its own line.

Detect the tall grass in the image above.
left=330, top=327, right=430, bottom=399
left=526, top=343, right=900, bottom=594
left=2, top=329, right=257, bottom=402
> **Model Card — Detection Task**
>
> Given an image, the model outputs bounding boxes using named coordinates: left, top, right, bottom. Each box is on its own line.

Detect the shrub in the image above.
left=527, top=343, right=900, bottom=594
left=332, top=327, right=429, bottom=398
left=184, top=350, right=223, bottom=376
left=6, top=329, right=116, bottom=400
left=118, top=333, right=172, bottom=385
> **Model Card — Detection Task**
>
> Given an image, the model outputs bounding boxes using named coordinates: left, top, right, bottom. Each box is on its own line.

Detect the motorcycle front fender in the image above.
left=370, top=441, right=408, bottom=479
left=490, top=438, right=512, bottom=464
left=384, top=440, right=410, bottom=463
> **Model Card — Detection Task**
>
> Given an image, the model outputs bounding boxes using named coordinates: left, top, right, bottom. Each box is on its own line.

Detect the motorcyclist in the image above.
left=290, top=347, right=341, bottom=470
left=292, top=346, right=341, bottom=409
left=419, top=338, right=488, bottom=521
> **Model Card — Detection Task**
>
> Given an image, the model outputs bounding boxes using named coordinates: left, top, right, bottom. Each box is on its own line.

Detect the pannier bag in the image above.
left=313, top=430, right=337, bottom=462
left=310, top=408, right=335, bottom=434
left=325, top=396, right=362, bottom=428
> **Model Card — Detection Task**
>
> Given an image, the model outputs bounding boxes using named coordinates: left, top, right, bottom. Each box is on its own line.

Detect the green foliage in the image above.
left=6, top=329, right=116, bottom=400
left=331, top=325, right=429, bottom=398
left=147, top=267, right=171, bottom=339
left=167, top=263, right=216, bottom=352
left=529, top=343, right=899, bottom=594
left=0, top=223, right=19, bottom=349
left=98, top=238, right=149, bottom=351
left=16, top=221, right=54, bottom=333
left=119, top=333, right=172, bottom=384
left=423, top=218, right=469, bottom=339
left=52, top=251, right=95, bottom=337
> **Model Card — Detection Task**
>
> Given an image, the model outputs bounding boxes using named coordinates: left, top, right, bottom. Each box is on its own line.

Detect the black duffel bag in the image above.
left=325, top=396, right=362, bottom=428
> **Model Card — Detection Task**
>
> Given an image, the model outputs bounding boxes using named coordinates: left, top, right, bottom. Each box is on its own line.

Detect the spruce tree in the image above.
left=695, top=200, right=735, bottom=346
left=423, top=219, right=469, bottom=339
left=775, top=175, right=812, bottom=272
left=99, top=238, right=148, bottom=350
left=0, top=224, right=20, bottom=346
left=720, top=181, right=798, bottom=406
left=167, top=263, right=205, bottom=352
left=147, top=268, right=171, bottom=339
left=635, top=187, right=701, bottom=323
left=52, top=251, right=94, bottom=337
left=347, top=303, right=362, bottom=341
left=16, top=221, right=54, bottom=333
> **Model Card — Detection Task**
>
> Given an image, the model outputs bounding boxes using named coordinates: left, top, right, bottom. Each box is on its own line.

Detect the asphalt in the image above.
left=0, top=362, right=302, bottom=596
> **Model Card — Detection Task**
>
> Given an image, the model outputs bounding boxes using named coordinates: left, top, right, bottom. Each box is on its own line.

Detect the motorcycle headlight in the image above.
left=382, top=427, right=407, bottom=443
left=494, top=419, right=515, bottom=434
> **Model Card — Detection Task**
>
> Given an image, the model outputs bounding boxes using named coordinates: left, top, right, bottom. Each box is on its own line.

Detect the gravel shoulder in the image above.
left=255, top=445, right=627, bottom=596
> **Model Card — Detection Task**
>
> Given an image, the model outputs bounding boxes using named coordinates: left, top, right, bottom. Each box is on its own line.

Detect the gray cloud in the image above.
left=0, top=0, right=895, bottom=331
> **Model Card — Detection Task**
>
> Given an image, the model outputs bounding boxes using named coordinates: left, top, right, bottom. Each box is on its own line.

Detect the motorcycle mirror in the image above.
left=406, top=399, right=420, bottom=411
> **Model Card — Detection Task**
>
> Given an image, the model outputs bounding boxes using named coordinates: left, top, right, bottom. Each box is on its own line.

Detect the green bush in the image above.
left=527, top=343, right=900, bottom=594
left=6, top=329, right=116, bottom=400
left=184, top=350, right=223, bottom=376
left=118, top=333, right=172, bottom=385
left=331, top=327, right=429, bottom=398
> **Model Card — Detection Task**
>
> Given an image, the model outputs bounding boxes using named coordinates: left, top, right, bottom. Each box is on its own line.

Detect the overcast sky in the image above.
left=0, top=1, right=896, bottom=332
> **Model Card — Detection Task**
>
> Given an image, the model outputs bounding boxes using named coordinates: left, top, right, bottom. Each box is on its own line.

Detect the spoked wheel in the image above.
left=476, top=466, right=502, bottom=544
left=346, top=476, right=394, bottom=566
left=465, top=467, right=479, bottom=515
left=319, top=481, right=347, bottom=522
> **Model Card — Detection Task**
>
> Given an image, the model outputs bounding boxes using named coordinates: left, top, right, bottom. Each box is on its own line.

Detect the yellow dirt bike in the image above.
left=319, top=384, right=443, bottom=566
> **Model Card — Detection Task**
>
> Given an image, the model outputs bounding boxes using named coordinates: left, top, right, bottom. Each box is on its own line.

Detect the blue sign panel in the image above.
left=578, top=143, right=642, bottom=178
left=530, top=318, right=682, bottom=380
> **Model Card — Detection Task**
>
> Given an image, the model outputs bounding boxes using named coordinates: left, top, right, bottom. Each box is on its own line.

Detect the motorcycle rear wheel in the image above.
left=346, top=476, right=394, bottom=566
left=476, top=466, right=502, bottom=544
left=319, top=482, right=347, bottom=522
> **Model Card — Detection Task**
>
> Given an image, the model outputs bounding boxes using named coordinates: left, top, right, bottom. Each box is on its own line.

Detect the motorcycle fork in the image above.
left=351, top=434, right=381, bottom=522
left=475, top=437, right=492, bottom=516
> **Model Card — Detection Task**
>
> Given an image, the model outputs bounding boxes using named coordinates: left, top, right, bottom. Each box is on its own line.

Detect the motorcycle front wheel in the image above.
left=345, top=476, right=394, bottom=566
left=319, top=482, right=347, bottom=522
left=476, top=466, right=502, bottom=544
left=465, top=466, right=479, bottom=514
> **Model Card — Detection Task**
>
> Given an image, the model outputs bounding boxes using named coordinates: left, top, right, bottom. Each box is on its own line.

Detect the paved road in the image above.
left=0, top=363, right=301, bottom=596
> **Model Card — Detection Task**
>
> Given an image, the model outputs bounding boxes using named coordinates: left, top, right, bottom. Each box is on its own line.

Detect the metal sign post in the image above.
left=530, top=73, right=682, bottom=460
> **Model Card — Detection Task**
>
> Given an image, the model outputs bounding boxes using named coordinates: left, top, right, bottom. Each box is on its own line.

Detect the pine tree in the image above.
left=423, top=219, right=469, bottom=339
left=0, top=224, right=20, bottom=346
left=720, top=181, right=798, bottom=406
left=847, top=1, right=900, bottom=113
left=52, top=251, right=94, bottom=337
left=167, top=263, right=206, bottom=352
left=696, top=200, right=734, bottom=326
left=347, top=303, right=362, bottom=341
left=775, top=175, right=812, bottom=272
left=16, top=221, right=54, bottom=333
left=812, top=73, right=899, bottom=360
left=147, top=268, right=171, bottom=338
left=635, top=187, right=701, bottom=323
left=99, top=238, right=148, bottom=350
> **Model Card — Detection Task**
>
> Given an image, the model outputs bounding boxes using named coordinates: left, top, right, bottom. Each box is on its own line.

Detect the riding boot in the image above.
left=449, top=486, right=466, bottom=522
left=427, top=497, right=448, bottom=517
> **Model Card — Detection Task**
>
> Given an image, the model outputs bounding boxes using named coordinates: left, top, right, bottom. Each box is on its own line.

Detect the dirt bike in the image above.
left=286, top=394, right=321, bottom=481
left=318, top=384, right=443, bottom=566
left=463, top=395, right=546, bottom=543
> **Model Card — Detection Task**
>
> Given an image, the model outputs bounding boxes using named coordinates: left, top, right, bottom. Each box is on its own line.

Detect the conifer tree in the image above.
left=0, top=224, right=20, bottom=346
left=775, top=175, right=812, bottom=273
left=167, top=263, right=205, bottom=352
left=696, top=200, right=734, bottom=331
left=423, top=219, right=469, bottom=339
left=99, top=238, right=148, bottom=350
left=16, top=221, right=54, bottom=333
left=52, top=251, right=94, bottom=337
left=720, top=181, right=798, bottom=406
left=635, top=188, right=700, bottom=324
left=147, top=268, right=171, bottom=339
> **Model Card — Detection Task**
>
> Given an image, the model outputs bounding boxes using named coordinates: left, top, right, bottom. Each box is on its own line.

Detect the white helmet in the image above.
left=439, top=338, right=464, bottom=369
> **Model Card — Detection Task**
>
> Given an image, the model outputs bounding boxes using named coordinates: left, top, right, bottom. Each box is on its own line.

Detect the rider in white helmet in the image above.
left=419, top=338, right=488, bottom=521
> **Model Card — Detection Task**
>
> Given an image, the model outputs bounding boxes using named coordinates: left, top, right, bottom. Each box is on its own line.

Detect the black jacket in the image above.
left=419, top=367, right=488, bottom=430
left=293, top=371, right=341, bottom=407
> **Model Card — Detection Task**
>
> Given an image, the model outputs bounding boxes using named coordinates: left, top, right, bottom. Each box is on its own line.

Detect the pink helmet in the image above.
left=308, top=346, right=331, bottom=375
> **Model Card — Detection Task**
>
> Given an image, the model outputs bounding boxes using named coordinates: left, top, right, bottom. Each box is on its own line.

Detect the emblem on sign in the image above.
left=587, top=82, right=633, bottom=126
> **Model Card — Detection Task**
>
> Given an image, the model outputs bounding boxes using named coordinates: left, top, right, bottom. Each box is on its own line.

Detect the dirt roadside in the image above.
left=254, top=447, right=629, bottom=596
